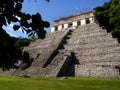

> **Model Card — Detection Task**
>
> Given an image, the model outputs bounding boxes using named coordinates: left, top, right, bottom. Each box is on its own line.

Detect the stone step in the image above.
left=25, top=31, right=68, bottom=50
left=13, top=67, right=51, bottom=77
left=75, top=52, right=120, bottom=64
left=67, top=31, right=110, bottom=39
left=24, top=47, right=45, bottom=53
left=73, top=25, right=102, bottom=32
left=58, top=49, right=65, bottom=53
left=39, top=30, right=67, bottom=41
left=35, top=33, right=56, bottom=43
left=64, top=40, right=119, bottom=50
left=77, top=23, right=101, bottom=30
left=48, top=53, right=64, bottom=66
left=66, top=34, right=114, bottom=45
left=73, top=46, right=120, bottom=55
left=83, top=62, right=120, bottom=66
left=0, top=69, right=15, bottom=76
left=48, top=30, right=68, bottom=36
left=24, top=49, right=46, bottom=61
left=23, top=50, right=40, bottom=59
left=72, top=28, right=102, bottom=35
left=72, top=29, right=107, bottom=36
left=74, top=24, right=102, bottom=33
left=24, top=43, right=50, bottom=51
left=24, top=36, right=55, bottom=51
left=47, top=53, right=71, bottom=77
left=28, top=30, right=70, bottom=68
left=30, top=40, right=52, bottom=47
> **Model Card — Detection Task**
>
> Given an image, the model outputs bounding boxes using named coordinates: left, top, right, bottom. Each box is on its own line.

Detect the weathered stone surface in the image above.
left=64, top=40, right=119, bottom=50
left=0, top=14, right=120, bottom=78
left=66, top=34, right=113, bottom=45
left=75, top=64, right=120, bottom=78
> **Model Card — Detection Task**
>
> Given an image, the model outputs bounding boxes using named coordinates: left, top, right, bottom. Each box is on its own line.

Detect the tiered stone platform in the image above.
left=0, top=22, right=120, bottom=78
left=63, top=23, right=120, bottom=78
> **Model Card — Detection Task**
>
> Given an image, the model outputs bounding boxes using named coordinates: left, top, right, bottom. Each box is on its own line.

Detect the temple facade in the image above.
left=51, top=11, right=95, bottom=32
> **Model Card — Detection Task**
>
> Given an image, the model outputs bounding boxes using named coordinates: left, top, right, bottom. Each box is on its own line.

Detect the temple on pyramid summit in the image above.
left=0, top=11, right=120, bottom=78
left=51, top=11, right=95, bottom=32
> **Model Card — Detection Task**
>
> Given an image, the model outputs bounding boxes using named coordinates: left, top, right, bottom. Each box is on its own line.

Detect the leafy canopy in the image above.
left=94, top=0, right=120, bottom=40
left=0, top=0, right=50, bottom=39
left=0, top=0, right=50, bottom=70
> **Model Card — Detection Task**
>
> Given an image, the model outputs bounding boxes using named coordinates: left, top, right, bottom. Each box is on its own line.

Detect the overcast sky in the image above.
left=5, top=0, right=110, bottom=37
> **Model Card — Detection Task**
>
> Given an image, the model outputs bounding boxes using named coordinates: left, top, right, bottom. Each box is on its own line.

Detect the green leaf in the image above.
left=13, top=25, right=20, bottom=31
left=0, top=14, right=7, bottom=26
left=15, top=3, right=22, bottom=11
left=43, top=21, right=50, bottom=28
left=18, top=0, right=24, bottom=3
left=25, top=14, right=31, bottom=20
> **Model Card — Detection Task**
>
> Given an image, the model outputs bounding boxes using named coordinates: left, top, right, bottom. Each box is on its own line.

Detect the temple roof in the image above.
left=54, top=11, right=93, bottom=22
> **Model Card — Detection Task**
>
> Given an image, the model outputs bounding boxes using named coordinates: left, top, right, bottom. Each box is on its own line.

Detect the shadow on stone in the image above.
left=66, top=52, right=79, bottom=76
left=57, top=52, right=80, bottom=77
left=19, top=51, right=33, bottom=70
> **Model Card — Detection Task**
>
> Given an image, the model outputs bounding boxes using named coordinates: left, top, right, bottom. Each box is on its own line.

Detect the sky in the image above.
left=5, top=0, right=110, bottom=38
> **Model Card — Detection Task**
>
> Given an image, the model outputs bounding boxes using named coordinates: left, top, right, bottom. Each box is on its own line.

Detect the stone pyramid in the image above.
left=1, top=11, right=120, bottom=78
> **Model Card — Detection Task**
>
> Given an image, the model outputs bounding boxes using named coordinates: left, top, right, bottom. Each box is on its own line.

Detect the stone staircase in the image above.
left=63, top=23, right=120, bottom=78
left=11, top=29, right=73, bottom=77
left=0, top=23, right=120, bottom=78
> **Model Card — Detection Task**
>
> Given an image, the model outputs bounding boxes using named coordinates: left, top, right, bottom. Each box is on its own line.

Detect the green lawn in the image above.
left=0, top=75, right=120, bottom=90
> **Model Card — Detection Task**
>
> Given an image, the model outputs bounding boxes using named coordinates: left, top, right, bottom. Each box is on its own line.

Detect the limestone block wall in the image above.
left=62, top=22, right=120, bottom=78
left=53, top=12, right=94, bottom=25
left=75, top=63, right=120, bottom=78
left=51, top=11, right=95, bottom=32
left=11, top=30, right=72, bottom=77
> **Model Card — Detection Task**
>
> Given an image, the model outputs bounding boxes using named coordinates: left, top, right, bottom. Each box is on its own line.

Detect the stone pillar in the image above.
left=89, top=17, right=94, bottom=23
left=81, top=19, right=86, bottom=25
left=73, top=21, right=78, bottom=28
left=51, top=27, right=55, bottom=32
left=58, top=25, right=62, bottom=31
left=64, top=23, right=68, bottom=29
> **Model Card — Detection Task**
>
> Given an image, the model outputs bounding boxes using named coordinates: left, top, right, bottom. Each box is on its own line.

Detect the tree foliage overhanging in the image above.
left=94, top=0, right=120, bottom=41
left=0, top=0, right=50, bottom=70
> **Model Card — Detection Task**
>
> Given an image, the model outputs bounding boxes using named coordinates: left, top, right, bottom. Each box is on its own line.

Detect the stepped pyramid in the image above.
left=1, top=11, right=120, bottom=78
